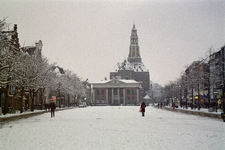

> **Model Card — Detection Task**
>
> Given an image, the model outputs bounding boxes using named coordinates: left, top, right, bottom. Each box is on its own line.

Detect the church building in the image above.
left=110, top=24, right=150, bottom=99
left=90, top=24, right=150, bottom=106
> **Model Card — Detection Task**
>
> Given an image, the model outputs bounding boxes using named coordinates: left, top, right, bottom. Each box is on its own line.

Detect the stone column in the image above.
left=123, top=88, right=126, bottom=105
left=118, top=88, right=120, bottom=105
left=106, top=89, right=108, bottom=105
left=112, top=88, right=114, bottom=105
left=137, top=88, right=139, bottom=104
left=93, top=89, right=95, bottom=105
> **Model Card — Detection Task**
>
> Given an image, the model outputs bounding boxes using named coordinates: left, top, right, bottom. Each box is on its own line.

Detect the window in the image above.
left=114, top=89, right=118, bottom=95
left=102, top=90, right=104, bottom=95
left=101, top=96, right=104, bottom=103
left=97, top=90, right=99, bottom=95
left=127, top=89, right=130, bottom=95
left=120, top=89, right=123, bottom=95
left=108, top=89, right=112, bottom=96
left=127, top=96, right=130, bottom=103
left=132, top=89, right=135, bottom=95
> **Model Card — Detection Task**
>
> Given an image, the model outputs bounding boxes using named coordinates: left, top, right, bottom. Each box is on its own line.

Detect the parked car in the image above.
left=79, top=102, right=87, bottom=108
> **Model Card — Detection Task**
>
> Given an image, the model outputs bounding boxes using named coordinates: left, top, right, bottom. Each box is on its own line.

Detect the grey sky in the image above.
left=1, top=0, right=224, bottom=86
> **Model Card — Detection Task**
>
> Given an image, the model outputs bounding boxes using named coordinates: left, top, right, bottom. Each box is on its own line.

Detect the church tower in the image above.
left=128, top=24, right=141, bottom=63
left=110, top=24, right=150, bottom=102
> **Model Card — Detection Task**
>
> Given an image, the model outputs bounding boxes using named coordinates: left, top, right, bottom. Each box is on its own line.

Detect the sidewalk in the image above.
left=0, top=107, right=76, bottom=122
left=159, top=105, right=222, bottom=119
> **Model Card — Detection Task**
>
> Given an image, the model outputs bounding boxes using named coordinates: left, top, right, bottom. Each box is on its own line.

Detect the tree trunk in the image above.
left=59, top=90, right=61, bottom=108
left=30, top=89, right=34, bottom=111
left=74, top=95, right=76, bottom=107
left=0, top=92, right=1, bottom=109
left=191, top=87, right=194, bottom=109
left=64, top=96, right=66, bottom=107
left=68, top=95, right=70, bottom=107
left=40, top=88, right=45, bottom=110
left=208, top=87, right=210, bottom=108
left=3, top=84, right=9, bottom=115
left=20, top=87, right=24, bottom=113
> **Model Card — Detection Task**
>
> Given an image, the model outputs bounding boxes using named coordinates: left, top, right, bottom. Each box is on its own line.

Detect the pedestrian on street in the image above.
left=50, top=100, right=56, bottom=117
left=140, top=101, right=146, bottom=117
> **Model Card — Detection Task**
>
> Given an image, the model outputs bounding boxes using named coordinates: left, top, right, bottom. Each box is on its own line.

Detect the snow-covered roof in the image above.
left=53, top=66, right=65, bottom=74
left=143, top=95, right=150, bottom=99
left=91, top=79, right=140, bottom=84
left=114, top=60, right=148, bottom=72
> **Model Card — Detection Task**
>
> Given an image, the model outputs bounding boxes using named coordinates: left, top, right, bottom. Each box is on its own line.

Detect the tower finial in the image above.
left=133, top=21, right=135, bottom=29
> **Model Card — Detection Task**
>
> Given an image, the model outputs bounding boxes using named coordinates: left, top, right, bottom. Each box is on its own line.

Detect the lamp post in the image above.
left=58, top=82, right=62, bottom=108
left=178, top=85, right=182, bottom=108
left=214, top=91, right=218, bottom=112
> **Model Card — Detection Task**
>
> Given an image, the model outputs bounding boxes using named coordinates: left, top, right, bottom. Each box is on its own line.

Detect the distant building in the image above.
left=91, top=79, right=141, bottom=106
left=110, top=24, right=150, bottom=99
left=22, top=40, right=43, bottom=56
left=209, top=45, right=225, bottom=101
left=185, top=61, right=208, bottom=104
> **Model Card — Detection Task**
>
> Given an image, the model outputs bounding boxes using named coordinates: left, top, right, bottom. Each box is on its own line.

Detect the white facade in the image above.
left=91, top=79, right=141, bottom=106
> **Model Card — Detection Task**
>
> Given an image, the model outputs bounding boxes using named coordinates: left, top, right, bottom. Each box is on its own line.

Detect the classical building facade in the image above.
left=91, top=79, right=141, bottom=106
left=110, top=24, right=150, bottom=99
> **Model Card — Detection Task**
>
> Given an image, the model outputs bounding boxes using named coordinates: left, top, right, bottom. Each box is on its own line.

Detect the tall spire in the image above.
left=133, top=23, right=135, bottom=29
left=128, top=24, right=141, bottom=63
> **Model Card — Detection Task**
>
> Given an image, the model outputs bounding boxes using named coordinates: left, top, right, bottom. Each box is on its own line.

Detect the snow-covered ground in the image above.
left=0, top=106, right=224, bottom=150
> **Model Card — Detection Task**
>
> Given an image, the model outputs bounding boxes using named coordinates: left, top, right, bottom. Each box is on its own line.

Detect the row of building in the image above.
left=182, top=45, right=225, bottom=107
left=1, top=24, right=151, bottom=114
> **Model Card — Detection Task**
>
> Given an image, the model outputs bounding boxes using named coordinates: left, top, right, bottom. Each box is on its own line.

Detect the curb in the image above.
left=162, top=106, right=221, bottom=119
left=0, top=107, right=76, bottom=122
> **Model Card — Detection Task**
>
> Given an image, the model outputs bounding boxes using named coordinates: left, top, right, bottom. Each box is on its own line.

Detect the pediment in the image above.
left=107, top=79, right=124, bottom=85
left=92, top=79, right=140, bottom=88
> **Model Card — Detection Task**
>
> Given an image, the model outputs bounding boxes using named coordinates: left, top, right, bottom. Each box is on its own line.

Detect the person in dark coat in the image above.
left=140, top=101, right=146, bottom=117
left=49, top=100, right=56, bottom=117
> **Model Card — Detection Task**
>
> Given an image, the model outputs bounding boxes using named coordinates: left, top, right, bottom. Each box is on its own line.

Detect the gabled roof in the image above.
left=143, top=95, right=150, bottom=99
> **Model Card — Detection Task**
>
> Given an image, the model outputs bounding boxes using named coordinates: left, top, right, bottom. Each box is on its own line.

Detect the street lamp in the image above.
left=58, top=82, right=62, bottom=108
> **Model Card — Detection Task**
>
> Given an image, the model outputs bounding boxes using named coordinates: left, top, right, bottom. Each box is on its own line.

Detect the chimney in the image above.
left=14, top=24, right=17, bottom=32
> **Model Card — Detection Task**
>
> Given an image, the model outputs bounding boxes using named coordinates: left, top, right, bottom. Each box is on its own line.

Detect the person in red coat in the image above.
left=140, top=101, right=146, bottom=117
left=49, top=100, right=56, bottom=117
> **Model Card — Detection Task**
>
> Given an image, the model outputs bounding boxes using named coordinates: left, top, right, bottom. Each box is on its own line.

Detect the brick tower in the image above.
left=110, top=24, right=150, bottom=100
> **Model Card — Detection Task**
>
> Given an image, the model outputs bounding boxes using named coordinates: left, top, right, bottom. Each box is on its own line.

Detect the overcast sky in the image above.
left=1, top=0, right=224, bottom=86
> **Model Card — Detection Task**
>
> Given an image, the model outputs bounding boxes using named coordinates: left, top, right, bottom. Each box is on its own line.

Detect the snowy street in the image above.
left=0, top=106, right=224, bottom=150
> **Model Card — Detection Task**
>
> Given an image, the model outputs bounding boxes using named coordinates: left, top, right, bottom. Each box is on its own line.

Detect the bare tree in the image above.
left=0, top=19, right=21, bottom=114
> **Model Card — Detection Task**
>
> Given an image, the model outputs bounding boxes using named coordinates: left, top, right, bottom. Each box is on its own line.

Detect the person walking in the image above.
left=50, top=100, right=56, bottom=117
left=140, top=101, right=146, bottom=117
